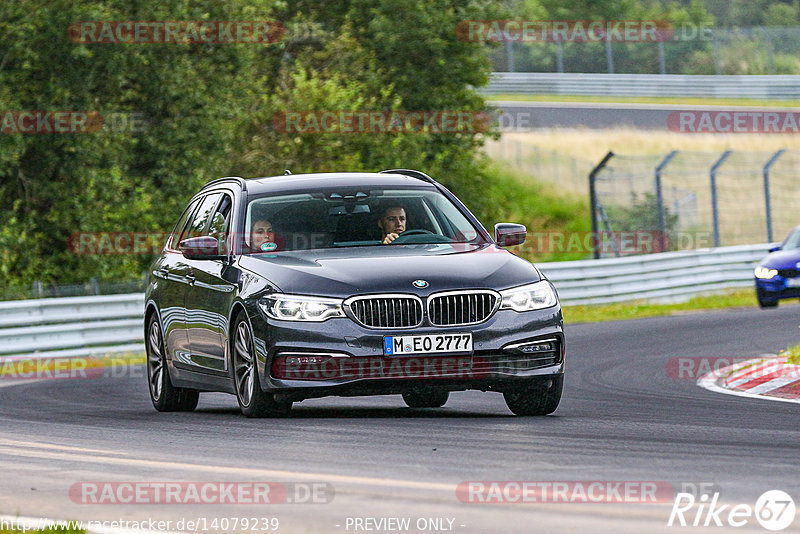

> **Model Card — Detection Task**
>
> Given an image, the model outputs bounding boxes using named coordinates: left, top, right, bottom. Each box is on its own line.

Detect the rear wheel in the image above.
left=146, top=314, right=199, bottom=412
left=402, top=390, right=449, bottom=408
left=232, top=313, right=291, bottom=418
left=503, top=375, right=563, bottom=416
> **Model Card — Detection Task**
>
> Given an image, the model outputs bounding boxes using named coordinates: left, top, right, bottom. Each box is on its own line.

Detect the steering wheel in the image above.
left=390, top=229, right=435, bottom=244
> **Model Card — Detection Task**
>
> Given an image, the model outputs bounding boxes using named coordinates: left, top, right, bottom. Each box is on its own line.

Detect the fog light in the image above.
left=518, top=342, right=553, bottom=353
left=285, top=355, right=331, bottom=366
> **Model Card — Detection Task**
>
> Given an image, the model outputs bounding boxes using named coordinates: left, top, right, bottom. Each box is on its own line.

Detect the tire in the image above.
left=146, top=314, right=199, bottom=412
left=756, top=289, right=778, bottom=308
left=503, top=375, right=563, bottom=416
left=231, top=313, right=291, bottom=418
left=402, top=390, right=449, bottom=408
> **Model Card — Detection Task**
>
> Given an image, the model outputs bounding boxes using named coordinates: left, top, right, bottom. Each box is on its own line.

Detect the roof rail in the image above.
left=379, top=168, right=437, bottom=184
left=202, top=176, right=247, bottom=192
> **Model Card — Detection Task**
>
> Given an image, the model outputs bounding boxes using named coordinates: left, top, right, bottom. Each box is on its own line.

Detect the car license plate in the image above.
left=384, top=333, right=473, bottom=355
left=786, top=277, right=800, bottom=288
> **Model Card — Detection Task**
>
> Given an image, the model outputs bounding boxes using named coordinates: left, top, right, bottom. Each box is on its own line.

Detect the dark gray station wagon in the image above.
left=145, top=169, right=564, bottom=417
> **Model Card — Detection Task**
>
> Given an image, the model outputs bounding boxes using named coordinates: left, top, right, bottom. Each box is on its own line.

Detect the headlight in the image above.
left=259, top=294, right=345, bottom=322
left=754, top=266, right=778, bottom=279
left=500, top=281, right=558, bottom=312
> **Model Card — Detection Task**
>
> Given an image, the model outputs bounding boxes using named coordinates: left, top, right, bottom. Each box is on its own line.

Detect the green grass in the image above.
left=561, top=287, right=784, bottom=324
left=484, top=93, right=800, bottom=108
left=479, top=161, right=591, bottom=262
left=783, top=344, right=800, bottom=366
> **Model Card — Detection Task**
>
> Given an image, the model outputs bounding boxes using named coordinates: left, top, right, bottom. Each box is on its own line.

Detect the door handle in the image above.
left=185, top=273, right=196, bottom=285
left=159, top=267, right=169, bottom=278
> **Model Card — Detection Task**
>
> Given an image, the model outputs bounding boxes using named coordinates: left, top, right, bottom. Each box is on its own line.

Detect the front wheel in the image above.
left=503, top=375, right=563, bottom=416
left=146, top=314, right=199, bottom=412
left=231, top=313, right=291, bottom=418
left=402, top=390, right=449, bottom=408
left=756, top=289, right=778, bottom=308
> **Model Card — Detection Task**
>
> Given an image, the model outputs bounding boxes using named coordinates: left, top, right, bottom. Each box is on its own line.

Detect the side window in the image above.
left=168, top=196, right=203, bottom=250
left=183, top=193, right=222, bottom=242
left=207, top=194, right=233, bottom=254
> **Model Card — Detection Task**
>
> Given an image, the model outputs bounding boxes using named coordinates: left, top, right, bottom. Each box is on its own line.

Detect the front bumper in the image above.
left=755, top=277, right=800, bottom=300
left=250, top=305, right=564, bottom=400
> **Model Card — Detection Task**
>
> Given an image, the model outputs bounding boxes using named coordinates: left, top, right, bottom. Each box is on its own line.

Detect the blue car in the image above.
left=754, top=225, right=800, bottom=308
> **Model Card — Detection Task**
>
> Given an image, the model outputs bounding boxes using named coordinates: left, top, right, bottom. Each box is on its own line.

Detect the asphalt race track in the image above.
left=1, top=305, right=799, bottom=533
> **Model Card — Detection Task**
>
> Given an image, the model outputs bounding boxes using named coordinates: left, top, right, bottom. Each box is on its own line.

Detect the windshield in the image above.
left=782, top=228, right=800, bottom=250
left=242, top=187, right=484, bottom=253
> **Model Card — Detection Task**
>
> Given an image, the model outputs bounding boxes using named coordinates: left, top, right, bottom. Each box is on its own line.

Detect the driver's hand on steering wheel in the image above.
left=383, top=232, right=399, bottom=244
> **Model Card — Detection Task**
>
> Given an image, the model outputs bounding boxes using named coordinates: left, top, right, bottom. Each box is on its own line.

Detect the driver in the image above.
left=378, top=206, right=407, bottom=244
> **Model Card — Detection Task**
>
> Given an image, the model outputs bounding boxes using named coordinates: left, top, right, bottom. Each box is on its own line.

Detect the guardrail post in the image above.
left=709, top=150, right=732, bottom=248
left=655, top=150, right=679, bottom=252
left=589, top=151, right=615, bottom=259
left=762, top=149, right=785, bottom=243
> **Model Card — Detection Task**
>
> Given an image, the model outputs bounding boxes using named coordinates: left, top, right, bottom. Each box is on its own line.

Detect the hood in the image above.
left=760, top=248, right=800, bottom=270
left=237, top=243, right=541, bottom=297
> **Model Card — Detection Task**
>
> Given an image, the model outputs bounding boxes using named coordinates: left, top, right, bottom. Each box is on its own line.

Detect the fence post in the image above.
left=589, top=151, right=615, bottom=259
left=555, top=39, right=564, bottom=73
left=605, top=36, right=614, bottom=73
left=655, top=150, right=679, bottom=252
left=762, top=149, right=785, bottom=243
left=709, top=150, right=732, bottom=247
left=761, top=27, right=775, bottom=75
left=505, top=41, right=515, bottom=72
left=657, top=41, right=666, bottom=74
left=710, top=29, right=722, bottom=74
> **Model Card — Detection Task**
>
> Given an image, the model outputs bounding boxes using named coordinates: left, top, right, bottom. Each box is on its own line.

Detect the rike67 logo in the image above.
left=668, top=490, right=796, bottom=531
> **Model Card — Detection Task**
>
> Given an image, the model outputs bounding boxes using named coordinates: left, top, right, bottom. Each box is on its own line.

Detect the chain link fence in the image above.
left=483, top=137, right=594, bottom=193
left=591, top=149, right=800, bottom=258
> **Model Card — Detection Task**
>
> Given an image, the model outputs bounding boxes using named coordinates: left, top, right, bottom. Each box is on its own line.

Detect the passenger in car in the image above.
left=378, top=206, right=407, bottom=244
left=247, top=219, right=284, bottom=253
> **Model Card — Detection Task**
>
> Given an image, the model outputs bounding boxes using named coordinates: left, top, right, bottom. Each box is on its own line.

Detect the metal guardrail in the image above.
left=538, top=243, right=769, bottom=305
left=1, top=243, right=769, bottom=359
left=484, top=73, right=800, bottom=99
left=0, top=293, right=145, bottom=359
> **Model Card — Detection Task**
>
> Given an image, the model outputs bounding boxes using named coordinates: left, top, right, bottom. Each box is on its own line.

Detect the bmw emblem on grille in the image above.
left=413, top=279, right=429, bottom=288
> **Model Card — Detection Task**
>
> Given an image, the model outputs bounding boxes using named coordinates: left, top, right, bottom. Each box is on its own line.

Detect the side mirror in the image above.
left=179, top=236, right=224, bottom=260
left=495, top=223, right=526, bottom=247
left=769, top=246, right=781, bottom=253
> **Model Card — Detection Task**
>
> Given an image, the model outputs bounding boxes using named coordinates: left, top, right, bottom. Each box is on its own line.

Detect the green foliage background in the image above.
left=1, top=0, right=796, bottom=292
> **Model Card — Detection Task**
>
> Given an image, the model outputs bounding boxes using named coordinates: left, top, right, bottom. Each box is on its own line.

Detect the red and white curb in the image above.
left=698, top=354, right=800, bottom=404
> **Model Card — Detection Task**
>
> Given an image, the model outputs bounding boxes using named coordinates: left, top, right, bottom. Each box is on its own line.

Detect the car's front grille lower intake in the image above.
left=428, top=291, right=499, bottom=326
left=347, top=296, right=423, bottom=328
